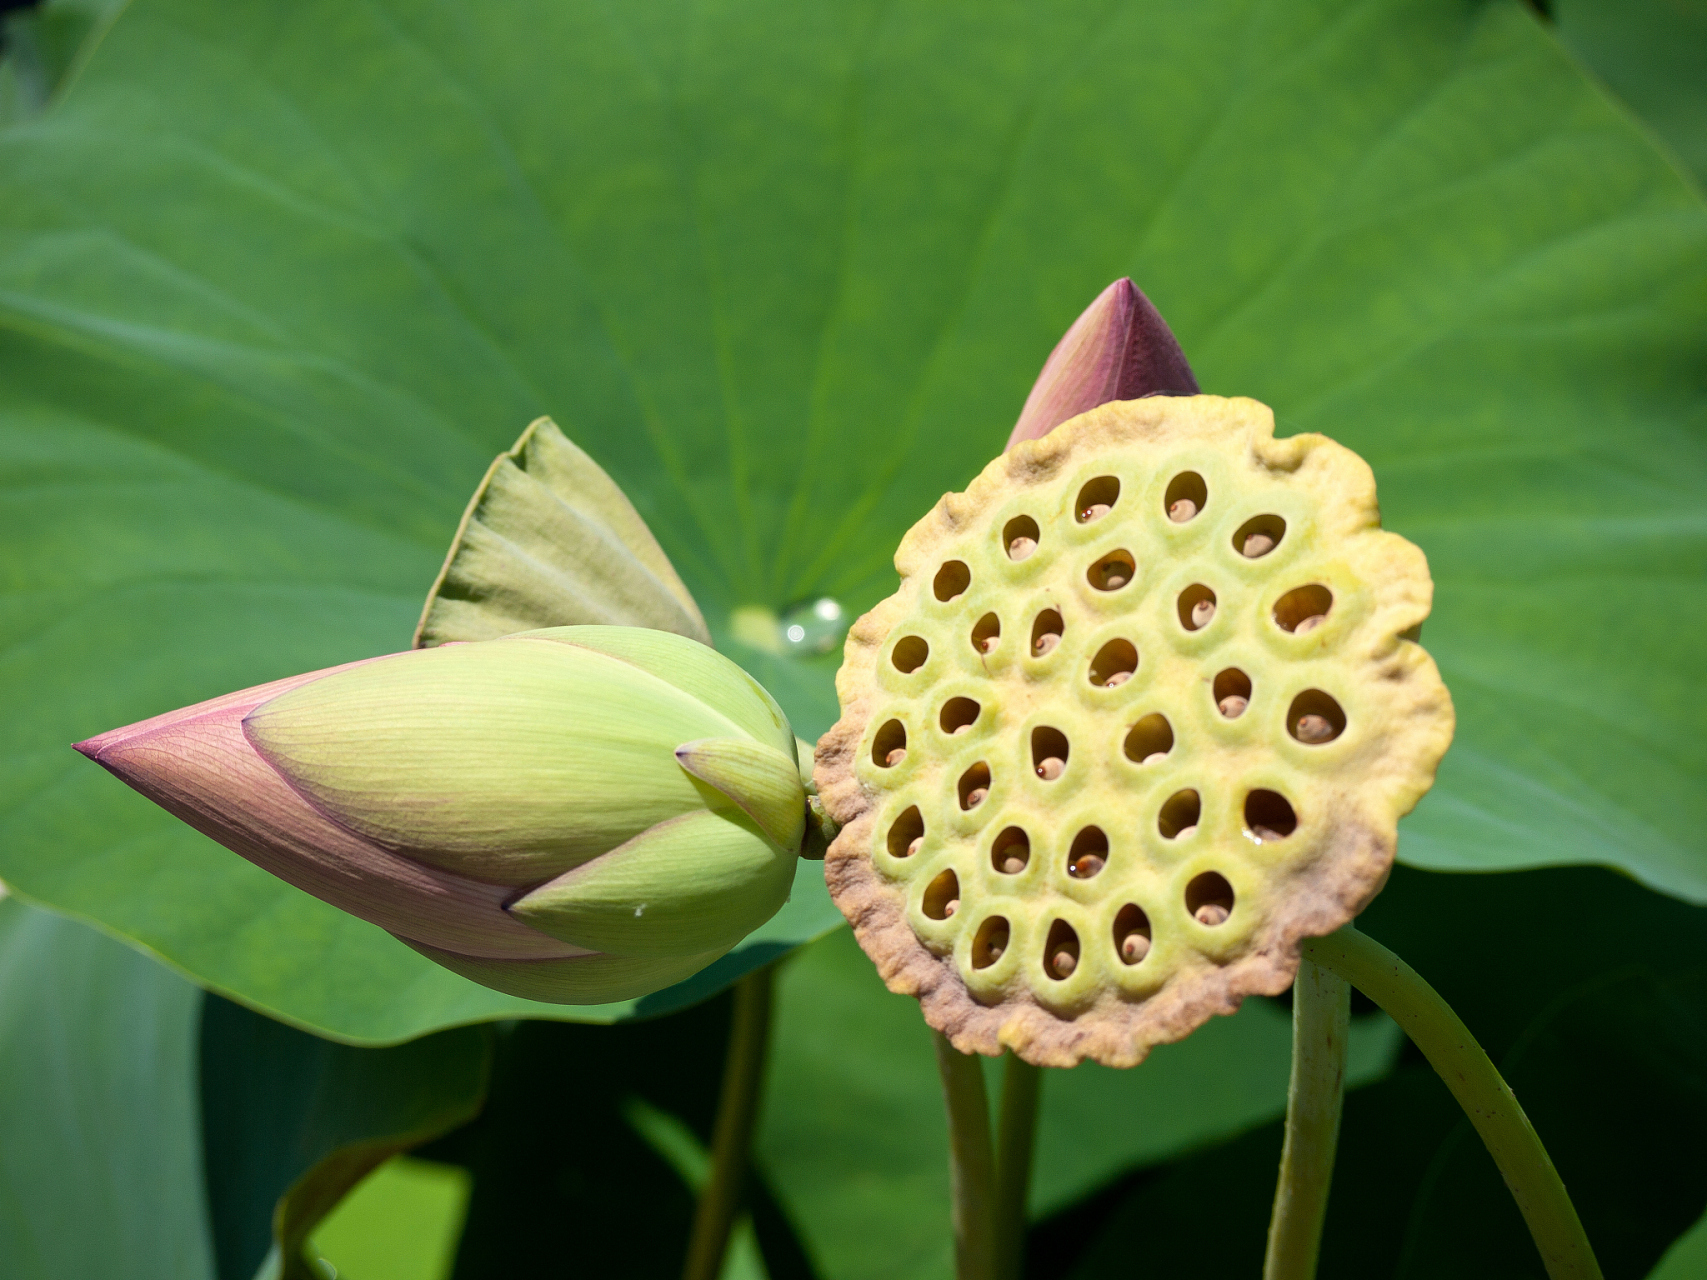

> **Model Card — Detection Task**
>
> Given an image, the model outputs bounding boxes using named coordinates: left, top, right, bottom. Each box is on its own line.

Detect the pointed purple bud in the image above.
left=1006, top=278, right=1199, bottom=451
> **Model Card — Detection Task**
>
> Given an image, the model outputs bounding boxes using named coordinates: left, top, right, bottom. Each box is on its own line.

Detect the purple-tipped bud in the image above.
left=73, top=626, right=807, bottom=1004
left=1005, top=278, right=1199, bottom=451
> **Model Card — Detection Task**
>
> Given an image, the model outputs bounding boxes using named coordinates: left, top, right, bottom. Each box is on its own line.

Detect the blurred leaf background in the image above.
left=0, top=0, right=1704, bottom=1277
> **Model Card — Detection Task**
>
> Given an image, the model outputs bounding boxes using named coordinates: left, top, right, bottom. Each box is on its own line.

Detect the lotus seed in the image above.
left=1103, top=670, right=1131, bottom=688
left=1251, top=825, right=1284, bottom=842
left=1194, top=903, right=1229, bottom=926
left=1218, top=695, right=1248, bottom=718
left=944, top=899, right=959, bottom=917
left=1033, top=633, right=1060, bottom=657
left=1169, top=498, right=1197, bottom=523
left=1001, top=856, right=1026, bottom=874
left=1242, top=532, right=1275, bottom=558
left=1295, top=613, right=1325, bottom=635
left=1120, top=933, right=1151, bottom=963
left=1191, top=598, right=1216, bottom=628
left=885, top=747, right=908, bottom=766
left=1176, top=824, right=1197, bottom=839
left=985, top=941, right=1006, bottom=962
left=1295, top=713, right=1334, bottom=743
left=907, top=836, right=924, bottom=857
left=979, top=636, right=999, bottom=654
left=1141, top=751, right=1168, bottom=766
left=951, top=723, right=971, bottom=735
left=965, top=787, right=988, bottom=808
left=1036, top=756, right=1065, bottom=781
left=1051, top=949, right=1078, bottom=977
left=1071, top=853, right=1105, bottom=878
left=1009, top=536, right=1037, bottom=561
left=1080, top=502, right=1111, bottom=522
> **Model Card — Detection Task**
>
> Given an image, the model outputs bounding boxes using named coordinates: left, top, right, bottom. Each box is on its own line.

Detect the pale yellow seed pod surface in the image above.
left=815, top=396, right=1454, bottom=1067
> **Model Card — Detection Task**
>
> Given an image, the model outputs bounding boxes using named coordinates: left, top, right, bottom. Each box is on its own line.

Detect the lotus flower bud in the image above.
left=1005, top=278, right=1199, bottom=450
left=75, top=627, right=807, bottom=1004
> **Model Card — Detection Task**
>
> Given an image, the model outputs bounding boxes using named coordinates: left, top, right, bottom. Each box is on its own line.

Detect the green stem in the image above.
left=993, top=1055, right=1042, bottom=1280
left=682, top=967, right=775, bottom=1280
left=933, top=1031, right=998, bottom=1280
left=1263, top=957, right=1350, bottom=1280
left=1303, top=927, right=1603, bottom=1280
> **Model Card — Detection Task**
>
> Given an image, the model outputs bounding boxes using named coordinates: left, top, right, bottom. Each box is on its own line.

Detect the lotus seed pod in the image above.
left=815, top=395, right=1453, bottom=1067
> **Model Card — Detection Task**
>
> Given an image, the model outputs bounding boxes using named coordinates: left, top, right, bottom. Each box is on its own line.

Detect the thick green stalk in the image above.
left=993, top=1055, right=1042, bottom=1280
left=933, top=1031, right=998, bottom=1280
left=1263, top=957, right=1350, bottom=1280
left=1302, top=928, right=1603, bottom=1280
left=682, top=967, right=775, bottom=1280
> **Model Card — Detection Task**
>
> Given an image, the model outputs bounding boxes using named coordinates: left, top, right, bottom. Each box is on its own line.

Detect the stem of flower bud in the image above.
left=934, top=1031, right=998, bottom=1280
left=994, top=1055, right=1042, bottom=1280
left=682, top=967, right=775, bottom=1280
left=1262, top=957, right=1348, bottom=1280
left=1302, top=927, right=1603, bottom=1280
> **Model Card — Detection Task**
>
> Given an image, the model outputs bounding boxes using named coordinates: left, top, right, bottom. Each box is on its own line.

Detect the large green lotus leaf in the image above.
left=198, top=993, right=490, bottom=1280
left=0, top=896, right=213, bottom=1280
left=1554, top=0, right=1707, bottom=186
left=1, top=0, right=1704, bottom=1043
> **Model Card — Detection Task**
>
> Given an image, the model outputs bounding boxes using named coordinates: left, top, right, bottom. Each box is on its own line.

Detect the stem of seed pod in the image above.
left=682, top=966, right=776, bottom=1280
left=1302, top=927, right=1603, bottom=1280
left=994, top=1055, right=1043, bottom=1280
left=933, top=1031, right=998, bottom=1280
left=1262, top=957, right=1349, bottom=1280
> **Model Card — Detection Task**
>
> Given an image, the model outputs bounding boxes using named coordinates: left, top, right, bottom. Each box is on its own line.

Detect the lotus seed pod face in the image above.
left=815, top=395, right=1454, bottom=1067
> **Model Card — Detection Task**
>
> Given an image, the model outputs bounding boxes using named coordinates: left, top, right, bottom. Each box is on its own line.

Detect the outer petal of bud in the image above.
left=1005, top=277, right=1199, bottom=450
left=242, top=636, right=735, bottom=886
left=508, top=808, right=795, bottom=958
left=674, top=737, right=807, bottom=852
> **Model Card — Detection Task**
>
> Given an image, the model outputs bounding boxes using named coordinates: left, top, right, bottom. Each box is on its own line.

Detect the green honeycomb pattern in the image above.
left=850, top=430, right=1389, bottom=1017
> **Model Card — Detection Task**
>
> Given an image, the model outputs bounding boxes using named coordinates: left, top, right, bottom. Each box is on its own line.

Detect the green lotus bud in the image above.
left=78, top=625, right=806, bottom=1003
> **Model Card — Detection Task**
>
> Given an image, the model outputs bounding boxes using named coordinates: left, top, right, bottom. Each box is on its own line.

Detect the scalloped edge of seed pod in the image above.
left=815, top=395, right=1455, bottom=1068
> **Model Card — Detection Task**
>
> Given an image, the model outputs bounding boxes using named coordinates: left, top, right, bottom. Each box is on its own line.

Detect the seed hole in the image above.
left=940, top=697, right=981, bottom=735
left=934, top=560, right=971, bottom=602
left=1186, top=872, right=1234, bottom=927
left=1274, top=585, right=1334, bottom=634
left=972, top=612, right=1002, bottom=655
left=1114, top=905, right=1152, bottom=965
left=1245, top=790, right=1298, bottom=841
left=891, top=635, right=929, bottom=674
left=1032, top=727, right=1069, bottom=781
left=1076, top=476, right=1120, bottom=523
left=1178, top=584, right=1217, bottom=631
left=1124, top=713, right=1174, bottom=764
left=1089, top=639, right=1138, bottom=688
left=887, top=806, right=925, bottom=858
left=1214, top=669, right=1252, bottom=719
left=1030, top=609, right=1063, bottom=658
left=958, top=762, right=991, bottom=811
left=991, top=827, right=1030, bottom=875
left=1165, top=472, right=1207, bottom=522
left=1068, top=827, right=1108, bottom=879
left=1288, top=689, right=1346, bottom=744
left=1004, top=516, right=1041, bottom=562
left=973, top=916, right=1010, bottom=969
left=1233, top=515, right=1286, bottom=558
left=873, top=719, right=907, bottom=767
left=1044, top=920, right=1081, bottom=980
left=1158, top=790, right=1200, bottom=840
left=1088, top=550, right=1136, bottom=592
left=923, top=869, right=960, bottom=921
